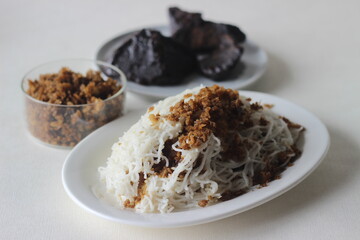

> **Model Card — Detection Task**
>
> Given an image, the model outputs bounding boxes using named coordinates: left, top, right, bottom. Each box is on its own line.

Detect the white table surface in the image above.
left=1, top=0, right=359, bottom=239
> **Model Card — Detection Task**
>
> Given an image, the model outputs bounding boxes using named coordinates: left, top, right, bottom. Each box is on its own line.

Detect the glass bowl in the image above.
left=21, top=59, right=127, bottom=148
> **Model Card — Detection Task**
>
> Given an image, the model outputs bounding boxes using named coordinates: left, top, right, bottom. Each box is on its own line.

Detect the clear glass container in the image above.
left=21, top=59, right=127, bottom=148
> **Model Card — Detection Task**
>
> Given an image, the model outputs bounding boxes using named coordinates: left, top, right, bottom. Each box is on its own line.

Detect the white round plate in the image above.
left=62, top=91, right=330, bottom=228
left=96, top=26, right=268, bottom=98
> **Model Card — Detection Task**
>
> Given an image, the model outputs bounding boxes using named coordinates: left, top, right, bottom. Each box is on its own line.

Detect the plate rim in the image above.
left=95, top=25, right=268, bottom=98
left=62, top=90, right=330, bottom=228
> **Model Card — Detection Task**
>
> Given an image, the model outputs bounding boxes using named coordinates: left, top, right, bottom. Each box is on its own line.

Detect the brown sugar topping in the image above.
left=125, top=172, right=148, bottom=208
left=167, top=85, right=265, bottom=152
left=166, top=85, right=253, bottom=150
left=148, top=106, right=155, bottom=112
left=135, top=172, right=147, bottom=204
left=27, top=67, right=121, bottom=105
left=149, top=113, right=161, bottom=125
left=198, top=200, right=209, bottom=207
left=123, top=199, right=136, bottom=208
left=264, top=104, right=274, bottom=109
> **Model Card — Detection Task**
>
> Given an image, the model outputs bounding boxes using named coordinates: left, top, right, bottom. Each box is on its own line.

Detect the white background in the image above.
left=1, top=0, right=359, bottom=239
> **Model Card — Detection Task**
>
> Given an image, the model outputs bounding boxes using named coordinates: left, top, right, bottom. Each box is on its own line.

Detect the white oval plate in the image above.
left=96, top=26, right=268, bottom=98
left=62, top=91, right=330, bottom=228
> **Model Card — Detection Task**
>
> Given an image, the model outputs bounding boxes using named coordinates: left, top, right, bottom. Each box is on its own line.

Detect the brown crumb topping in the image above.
left=264, top=104, right=274, bottom=109
left=259, top=117, right=269, bottom=126
left=27, top=67, right=121, bottom=105
left=124, top=172, right=147, bottom=208
left=148, top=106, right=155, bottom=112
left=149, top=113, right=161, bottom=126
left=166, top=85, right=250, bottom=150
left=135, top=172, right=147, bottom=205
left=158, top=167, right=174, bottom=178
left=123, top=199, right=135, bottom=208
left=198, top=200, right=208, bottom=207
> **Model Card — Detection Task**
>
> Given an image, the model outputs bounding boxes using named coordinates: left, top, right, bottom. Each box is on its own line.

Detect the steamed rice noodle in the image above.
left=99, top=85, right=304, bottom=213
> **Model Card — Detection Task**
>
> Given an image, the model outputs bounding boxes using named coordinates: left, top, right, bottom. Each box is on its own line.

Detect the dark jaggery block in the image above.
left=169, top=7, right=246, bottom=81
left=169, top=7, right=246, bottom=52
left=197, top=45, right=243, bottom=80
left=168, top=7, right=202, bottom=34
left=111, top=29, right=196, bottom=86
left=173, top=21, right=246, bottom=53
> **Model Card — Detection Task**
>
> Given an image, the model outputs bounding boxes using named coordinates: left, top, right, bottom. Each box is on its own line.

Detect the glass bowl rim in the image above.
left=21, top=58, right=127, bottom=108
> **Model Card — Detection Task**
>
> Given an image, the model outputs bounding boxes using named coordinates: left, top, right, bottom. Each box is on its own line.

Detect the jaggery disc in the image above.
left=169, top=7, right=246, bottom=52
left=169, top=7, right=246, bottom=81
left=111, top=29, right=196, bottom=86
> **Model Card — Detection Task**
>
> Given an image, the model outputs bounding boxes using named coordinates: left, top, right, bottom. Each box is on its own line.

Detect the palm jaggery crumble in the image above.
left=198, top=200, right=208, bottom=207
left=148, top=106, right=155, bottom=112
left=149, top=113, right=161, bottom=125
left=124, top=172, right=147, bottom=208
left=25, top=67, right=124, bottom=147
